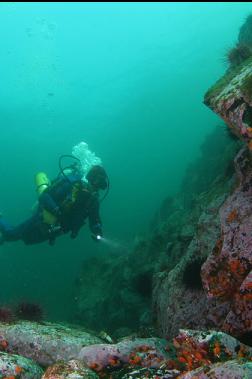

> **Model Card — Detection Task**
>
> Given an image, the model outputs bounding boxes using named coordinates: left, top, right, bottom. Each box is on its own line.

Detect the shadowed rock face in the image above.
left=202, top=147, right=252, bottom=337
left=203, top=51, right=252, bottom=338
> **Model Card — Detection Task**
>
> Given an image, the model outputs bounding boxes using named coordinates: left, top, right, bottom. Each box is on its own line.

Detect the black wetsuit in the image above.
left=0, top=174, right=102, bottom=245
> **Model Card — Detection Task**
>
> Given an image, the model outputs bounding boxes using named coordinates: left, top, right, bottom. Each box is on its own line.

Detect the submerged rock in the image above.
left=42, top=359, right=98, bottom=379
left=0, top=351, right=43, bottom=378
left=0, top=321, right=102, bottom=367
left=174, top=329, right=252, bottom=362
left=165, top=329, right=252, bottom=374
left=120, top=367, right=180, bottom=379
left=179, top=360, right=252, bottom=379
left=78, top=337, right=169, bottom=373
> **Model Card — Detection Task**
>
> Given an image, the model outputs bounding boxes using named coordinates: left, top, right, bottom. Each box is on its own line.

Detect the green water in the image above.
left=0, top=2, right=251, bottom=321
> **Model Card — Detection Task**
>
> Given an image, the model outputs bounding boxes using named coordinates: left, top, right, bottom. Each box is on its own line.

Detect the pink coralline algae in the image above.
left=201, top=147, right=252, bottom=336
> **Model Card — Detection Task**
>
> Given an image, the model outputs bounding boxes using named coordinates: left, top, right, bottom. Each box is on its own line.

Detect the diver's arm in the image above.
left=88, top=197, right=103, bottom=237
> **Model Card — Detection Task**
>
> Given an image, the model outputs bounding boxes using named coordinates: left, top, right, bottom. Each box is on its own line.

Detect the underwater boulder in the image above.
left=202, top=147, right=252, bottom=337
left=179, top=360, right=252, bottom=379
left=0, top=321, right=102, bottom=367
left=42, top=359, right=98, bottom=379
left=77, top=337, right=169, bottom=373
left=0, top=351, right=43, bottom=378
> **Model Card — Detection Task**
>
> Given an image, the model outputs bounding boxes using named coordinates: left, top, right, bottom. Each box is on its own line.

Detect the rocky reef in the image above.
left=0, top=320, right=251, bottom=378
left=74, top=123, right=241, bottom=337
left=2, top=11, right=252, bottom=379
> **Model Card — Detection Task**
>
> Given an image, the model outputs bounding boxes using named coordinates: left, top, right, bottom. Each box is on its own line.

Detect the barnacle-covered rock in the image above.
left=0, top=351, right=43, bottom=378
left=0, top=321, right=102, bottom=367
left=42, top=359, right=98, bottom=379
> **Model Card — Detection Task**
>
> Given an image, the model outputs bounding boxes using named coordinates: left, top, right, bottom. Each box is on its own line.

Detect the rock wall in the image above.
left=74, top=126, right=240, bottom=337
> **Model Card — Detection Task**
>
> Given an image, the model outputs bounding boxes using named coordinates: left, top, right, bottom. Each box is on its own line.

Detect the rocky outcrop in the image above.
left=204, top=54, right=252, bottom=149
left=202, top=41, right=252, bottom=338
left=202, top=147, right=252, bottom=337
left=74, top=129, right=240, bottom=337
left=0, top=321, right=102, bottom=367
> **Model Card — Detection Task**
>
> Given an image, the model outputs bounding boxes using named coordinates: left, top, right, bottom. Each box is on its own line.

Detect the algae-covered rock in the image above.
left=0, top=351, right=43, bottom=378
left=42, top=359, right=99, bottom=379
left=0, top=321, right=102, bottom=367
left=179, top=360, right=252, bottom=379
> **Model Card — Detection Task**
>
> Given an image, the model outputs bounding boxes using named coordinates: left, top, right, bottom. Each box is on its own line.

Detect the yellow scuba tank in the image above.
left=34, top=172, right=57, bottom=225
left=35, top=172, right=50, bottom=195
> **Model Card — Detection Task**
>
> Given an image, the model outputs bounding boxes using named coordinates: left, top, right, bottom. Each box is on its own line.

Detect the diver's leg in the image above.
left=0, top=215, right=42, bottom=243
left=0, top=217, right=22, bottom=242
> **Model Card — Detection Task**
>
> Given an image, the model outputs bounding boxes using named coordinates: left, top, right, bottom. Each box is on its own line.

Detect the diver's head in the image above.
left=86, top=165, right=108, bottom=191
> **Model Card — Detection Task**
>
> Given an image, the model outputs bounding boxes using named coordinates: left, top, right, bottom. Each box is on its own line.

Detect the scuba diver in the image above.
left=0, top=158, right=109, bottom=246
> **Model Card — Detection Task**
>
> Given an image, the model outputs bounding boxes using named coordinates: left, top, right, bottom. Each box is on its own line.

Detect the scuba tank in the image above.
left=35, top=172, right=50, bottom=195
left=34, top=172, right=57, bottom=225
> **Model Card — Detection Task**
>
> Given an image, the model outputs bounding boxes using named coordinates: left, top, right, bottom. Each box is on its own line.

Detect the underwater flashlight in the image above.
left=91, top=234, right=102, bottom=242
